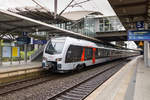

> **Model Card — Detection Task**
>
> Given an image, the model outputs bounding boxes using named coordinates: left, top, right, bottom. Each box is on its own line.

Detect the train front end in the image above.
left=42, top=37, right=66, bottom=72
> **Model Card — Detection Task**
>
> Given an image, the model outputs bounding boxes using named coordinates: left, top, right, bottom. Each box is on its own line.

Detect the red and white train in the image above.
left=42, top=37, right=140, bottom=73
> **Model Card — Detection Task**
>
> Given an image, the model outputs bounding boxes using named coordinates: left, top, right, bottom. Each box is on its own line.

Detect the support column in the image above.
left=144, top=41, right=149, bottom=67
left=24, top=44, right=27, bottom=64
left=0, top=39, right=2, bottom=65
left=144, top=23, right=150, bottom=67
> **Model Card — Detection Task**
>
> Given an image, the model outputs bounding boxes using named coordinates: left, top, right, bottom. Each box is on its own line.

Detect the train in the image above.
left=42, top=37, right=140, bottom=73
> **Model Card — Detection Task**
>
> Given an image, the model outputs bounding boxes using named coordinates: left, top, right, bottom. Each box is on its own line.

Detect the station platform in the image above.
left=85, top=56, right=150, bottom=100
left=0, top=61, right=42, bottom=79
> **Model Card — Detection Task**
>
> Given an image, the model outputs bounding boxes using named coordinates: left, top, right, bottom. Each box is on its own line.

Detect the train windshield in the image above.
left=45, top=40, right=65, bottom=54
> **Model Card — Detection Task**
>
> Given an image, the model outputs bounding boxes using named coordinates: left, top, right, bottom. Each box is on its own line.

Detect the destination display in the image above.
left=128, top=30, right=150, bottom=41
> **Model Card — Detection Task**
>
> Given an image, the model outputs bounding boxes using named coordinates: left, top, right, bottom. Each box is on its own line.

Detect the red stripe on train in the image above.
left=81, top=48, right=85, bottom=61
left=92, top=48, right=96, bottom=64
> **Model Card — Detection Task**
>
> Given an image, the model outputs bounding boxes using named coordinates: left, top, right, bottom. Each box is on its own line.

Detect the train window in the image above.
left=108, top=50, right=111, bottom=56
left=100, top=49, right=106, bottom=57
left=112, top=50, right=115, bottom=56
left=98, top=49, right=101, bottom=57
left=106, top=50, right=109, bottom=57
left=95, top=48, right=99, bottom=58
left=96, top=48, right=103, bottom=58
left=104, top=49, right=109, bottom=57
left=65, top=45, right=82, bottom=63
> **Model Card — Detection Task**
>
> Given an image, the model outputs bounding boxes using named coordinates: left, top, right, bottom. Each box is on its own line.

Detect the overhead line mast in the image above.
left=54, top=0, right=57, bottom=19
left=59, top=0, right=92, bottom=16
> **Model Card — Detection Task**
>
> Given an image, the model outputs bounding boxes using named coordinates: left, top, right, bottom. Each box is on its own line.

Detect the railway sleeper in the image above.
left=68, top=90, right=89, bottom=95
left=73, top=88, right=91, bottom=92
left=75, top=86, right=94, bottom=90
left=60, top=94, right=82, bottom=100
left=56, top=97, right=75, bottom=100
left=80, top=83, right=100, bottom=87
left=65, top=92, right=85, bottom=97
left=79, top=84, right=98, bottom=88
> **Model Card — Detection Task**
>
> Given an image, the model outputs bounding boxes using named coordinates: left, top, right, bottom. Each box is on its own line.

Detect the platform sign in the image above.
left=2, top=47, right=11, bottom=57
left=33, top=40, right=47, bottom=44
left=12, top=47, right=20, bottom=57
left=16, top=37, right=31, bottom=44
left=30, top=38, right=47, bottom=44
left=136, top=21, right=144, bottom=29
left=22, top=32, right=28, bottom=37
left=128, top=30, right=150, bottom=41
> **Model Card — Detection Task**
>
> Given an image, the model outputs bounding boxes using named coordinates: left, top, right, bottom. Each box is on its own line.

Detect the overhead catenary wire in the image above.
left=69, top=0, right=91, bottom=8
left=92, top=0, right=100, bottom=11
left=59, top=0, right=75, bottom=16
left=31, top=0, right=52, bottom=14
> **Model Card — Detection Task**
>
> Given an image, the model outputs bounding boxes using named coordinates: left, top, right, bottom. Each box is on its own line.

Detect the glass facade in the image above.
left=30, top=16, right=125, bottom=38
left=84, top=16, right=96, bottom=37
left=67, top=16, right=125, bottom=38
left=99, top=16, right=124, bottom=32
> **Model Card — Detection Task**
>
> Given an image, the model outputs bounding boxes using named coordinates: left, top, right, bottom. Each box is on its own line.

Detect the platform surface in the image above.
left=85, top=56, right=150, bottom=100
left=0, top=61, right=41, bottom=73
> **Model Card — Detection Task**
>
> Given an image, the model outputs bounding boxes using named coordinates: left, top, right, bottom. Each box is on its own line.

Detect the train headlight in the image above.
left=43, top=57, right=47, bottom=61
left=56, top=58, right=62, bottom=62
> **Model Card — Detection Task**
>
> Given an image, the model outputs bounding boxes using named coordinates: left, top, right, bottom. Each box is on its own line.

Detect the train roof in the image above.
left=49, top=36, right=140, bottom=52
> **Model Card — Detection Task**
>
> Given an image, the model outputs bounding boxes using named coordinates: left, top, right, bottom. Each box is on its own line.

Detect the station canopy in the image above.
left=108, top=0, right=150, bottom=30
left=0, top=9, right=102, bottom=42
left=7, top=7, right=69, bottom=24
left=108, top=0, right=150, bottom=47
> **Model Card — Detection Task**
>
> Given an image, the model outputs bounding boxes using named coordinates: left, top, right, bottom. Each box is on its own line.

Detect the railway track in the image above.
left=0, top=72, right=58, bottom=95
left=48, top=61, right=127, bottom=100
left=0, top=58, right=130, bottom=99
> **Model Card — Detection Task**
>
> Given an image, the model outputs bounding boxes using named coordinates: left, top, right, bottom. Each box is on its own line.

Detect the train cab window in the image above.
left=45, top=40, right=65, bottom=54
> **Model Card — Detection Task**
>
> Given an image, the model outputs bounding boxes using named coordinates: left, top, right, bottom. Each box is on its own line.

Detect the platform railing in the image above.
left=30, top=45, right=45, bottom=62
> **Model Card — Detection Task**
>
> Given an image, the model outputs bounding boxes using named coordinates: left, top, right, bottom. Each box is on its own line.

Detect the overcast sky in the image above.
left=0, top=0, right=116, bottom=16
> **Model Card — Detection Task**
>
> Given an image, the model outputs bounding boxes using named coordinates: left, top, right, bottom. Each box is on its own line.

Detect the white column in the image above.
left=144, top=41, right=149, bottom=67
left=144, top=23, right=150, bottom=67
left=0, top=39, right=2, bottom=65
